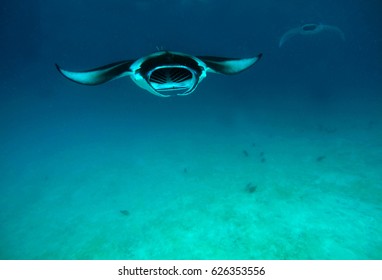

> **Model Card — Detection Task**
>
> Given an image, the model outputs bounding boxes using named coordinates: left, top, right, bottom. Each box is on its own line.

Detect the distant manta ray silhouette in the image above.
left=56, top=51, right=262, bottom=97
left=279, top=23, right=345, bottom=47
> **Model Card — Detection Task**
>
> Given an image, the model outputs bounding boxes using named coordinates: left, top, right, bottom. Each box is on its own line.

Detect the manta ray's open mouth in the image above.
left=147, top=66, right=198, bottom=95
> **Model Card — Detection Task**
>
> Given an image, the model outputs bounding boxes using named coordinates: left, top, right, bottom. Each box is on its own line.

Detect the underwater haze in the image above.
left=1, top=0, right=382, bottom=259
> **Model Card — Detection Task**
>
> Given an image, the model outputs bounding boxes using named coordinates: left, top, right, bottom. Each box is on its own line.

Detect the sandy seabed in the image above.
left=1, top=91, right=381, bottom=260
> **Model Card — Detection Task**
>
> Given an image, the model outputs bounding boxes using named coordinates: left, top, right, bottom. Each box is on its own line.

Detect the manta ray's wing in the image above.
left=322, top=25, right=345, bottom=41
left=55, top=60, right=135, bottom=85
left=197, top=54, right=262, bottom=75
left=279, top=27, right=301, bottom=47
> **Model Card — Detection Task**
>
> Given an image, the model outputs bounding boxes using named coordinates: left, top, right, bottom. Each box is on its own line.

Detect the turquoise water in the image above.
left=1, top=0, right=381, bottom=259
left=1, top=82, right=381, bottom=259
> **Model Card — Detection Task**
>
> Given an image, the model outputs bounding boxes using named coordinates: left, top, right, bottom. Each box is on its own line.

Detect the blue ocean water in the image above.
left=0, top=0, right=381, bottom=259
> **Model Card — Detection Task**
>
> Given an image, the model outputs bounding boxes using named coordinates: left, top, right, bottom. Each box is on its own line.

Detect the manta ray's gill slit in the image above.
left=169, top=68, right=192, bottom=82
left=170, top=70, right=191, bottom=82
left=150, top=68, right=192, bottom=84
left=150, top=70, right=168, bottom=84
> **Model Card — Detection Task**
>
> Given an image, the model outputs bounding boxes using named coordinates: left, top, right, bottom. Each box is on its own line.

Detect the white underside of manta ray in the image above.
left=56, top=51, right=262, bottom=97
left=279, top=23, right=345, bottom=48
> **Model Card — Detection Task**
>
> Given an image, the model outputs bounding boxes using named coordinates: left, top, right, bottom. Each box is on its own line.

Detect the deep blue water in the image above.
left=1, top=0, right=381, bottom=259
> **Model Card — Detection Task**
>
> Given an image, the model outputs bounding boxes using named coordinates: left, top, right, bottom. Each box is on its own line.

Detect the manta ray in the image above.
left=56, top=51, right=262, bottom=97
left=279, top=23, right=345, bottom=48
